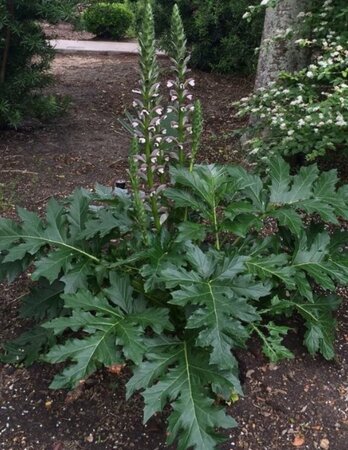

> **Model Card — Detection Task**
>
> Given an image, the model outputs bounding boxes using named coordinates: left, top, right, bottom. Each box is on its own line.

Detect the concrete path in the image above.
left=50, top=39, right=165, bottom=56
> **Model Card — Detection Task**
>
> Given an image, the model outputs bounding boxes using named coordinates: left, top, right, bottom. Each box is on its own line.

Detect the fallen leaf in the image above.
left=107, top=363, right=126, bottom=375
left=45, top=400, right=53, bottom=410
left=293, top=435, right=305, bottom=447
left=85, top=434, right=94, bottom=443
left=320, top=438, right=330, bottom=450
left=65, top=382, right=85, bottom=404
left=52, top=443, right=64, bottom=450
left=246, top=369, right=255, bottom=379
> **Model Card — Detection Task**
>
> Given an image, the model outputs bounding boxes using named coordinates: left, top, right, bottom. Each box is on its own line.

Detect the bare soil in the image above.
left=42, top=22, right=95, bottom=41
left=0, top=53, right=347, bottom=450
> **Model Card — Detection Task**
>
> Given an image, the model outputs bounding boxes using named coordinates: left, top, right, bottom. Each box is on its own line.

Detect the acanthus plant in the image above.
left=0, top=3, right=348, bottom=449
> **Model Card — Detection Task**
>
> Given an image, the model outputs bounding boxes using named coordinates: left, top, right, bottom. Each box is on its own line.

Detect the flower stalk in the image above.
left=169, top=4, right=193, bottom=166
left=128, top=137, right=149, bottom=245
left=190, top=100, right=203, bottom=171
left=135, top=1, right=162, bottom=230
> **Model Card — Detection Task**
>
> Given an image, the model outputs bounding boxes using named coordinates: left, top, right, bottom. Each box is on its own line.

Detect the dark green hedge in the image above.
left=153, top=0, right=264, bottom=74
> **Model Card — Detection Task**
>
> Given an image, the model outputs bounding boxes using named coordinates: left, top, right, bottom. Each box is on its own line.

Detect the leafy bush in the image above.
left=1, top=4, right=347, bottom=449
left=83, top=2, right=134, bottom=38
left=153, top=0, right=264, bottom=74
left=0, top=0, right=72, bottom=128
left=238, top=0, right=348, bottom=163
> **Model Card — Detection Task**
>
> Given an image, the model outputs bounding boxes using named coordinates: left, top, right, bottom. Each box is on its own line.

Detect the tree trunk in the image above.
left=240, top=0, right=311, bottom=146
left=254, top=0, right=310, bottom=90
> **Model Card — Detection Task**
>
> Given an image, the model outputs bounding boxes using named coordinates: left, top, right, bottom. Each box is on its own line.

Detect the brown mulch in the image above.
left=0, top=53, right=347, bottom=450
left=42, top=21, right=95, bottom=41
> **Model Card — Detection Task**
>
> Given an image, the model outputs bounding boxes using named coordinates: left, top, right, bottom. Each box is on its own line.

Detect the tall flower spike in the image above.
left=170, top=4, right=187, bottom=64
left=136, top=1, right=161, bottom=230
left=170, top=4, right=191, bottom=166
left=190, top=100, right=203, bottom=171
left=138, top=2, right=159, bottom=107
left=128, top=137, right=149, bottom=245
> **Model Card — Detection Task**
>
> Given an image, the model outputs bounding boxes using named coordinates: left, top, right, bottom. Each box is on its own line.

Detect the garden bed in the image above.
left=42, top=21, right=95, bottom=41
left=0, top=53, right=347, bottom=450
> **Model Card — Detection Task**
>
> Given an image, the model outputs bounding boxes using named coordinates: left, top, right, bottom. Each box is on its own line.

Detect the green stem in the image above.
left=212, top=204, right=220, bottom=251
left=150, top=195, right=161, bottom=231
left=177, top=91, right=186, bottom=165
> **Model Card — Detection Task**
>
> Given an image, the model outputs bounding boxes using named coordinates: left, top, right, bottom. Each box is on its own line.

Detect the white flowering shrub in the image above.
left=239, top=0, right=348, bottom=162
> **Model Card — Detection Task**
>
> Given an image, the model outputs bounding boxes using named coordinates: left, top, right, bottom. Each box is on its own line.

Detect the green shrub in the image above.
left=153, top=0, right=263, bottom=74
left=1, top=4, right=347, bottom=449
left=83, top=2, right=134, bottom=38
left=0, top=0, right=73, bottom=128
left=238, top=0, right=348, bottom=163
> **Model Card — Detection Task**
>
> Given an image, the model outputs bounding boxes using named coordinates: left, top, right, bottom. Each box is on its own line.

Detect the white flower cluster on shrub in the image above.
left=238, top=0, right=348, bottom=162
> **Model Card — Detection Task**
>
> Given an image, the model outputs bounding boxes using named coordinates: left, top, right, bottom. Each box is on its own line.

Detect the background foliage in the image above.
left=239, top=0, right=348, bottom=164
left=0, top=0, right=76, bottom=128
left=151, top=0, right=264, bottom=74
left=83, top=2, right=134, bottom=39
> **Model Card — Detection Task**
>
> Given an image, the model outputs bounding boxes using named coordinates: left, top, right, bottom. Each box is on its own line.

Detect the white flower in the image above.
left=306, top=71, right=314, bottom=78
left=336, top=113, right=347, bottom=126
left=290, top=95, right=304, bottom=106
left=188, top=79, right=195, bottom=87
left=167, top=81, right=174, bottom=88
left=139, top=138, right=146, bottom=144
